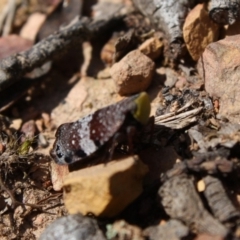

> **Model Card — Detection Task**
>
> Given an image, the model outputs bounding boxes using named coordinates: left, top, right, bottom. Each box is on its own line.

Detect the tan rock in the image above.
left=139, top=37, right=163, bottom=60
left=63, top=156, right=148, bottom=217
left=183, top=4, right=219, bottom=61
left=197, top=35, right=240, bottom=123
left=111, top=50, right=155, bottom=96
left=10, top=118, right=22, bottom=130
left=51, top=162, right=69, bottom=191
left=20, top=13, right=46, bottom=41
left=100, top=37, right=116, bottom=65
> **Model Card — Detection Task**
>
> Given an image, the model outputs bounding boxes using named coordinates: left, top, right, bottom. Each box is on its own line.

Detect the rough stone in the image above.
left=139, top=37, right=163, bottom=60
left=197, top=35, right=240, bottom=124
left=63, top=156, right=148, bottom=217
left=159, top=175, right=228, bottom=237
left=183, top=4, right=219, bottom=61
left=39, top=213, right=106, bottom=240
left=111, top=50, right=155, bottom=96
left=144, top=220, right=189, bottom=240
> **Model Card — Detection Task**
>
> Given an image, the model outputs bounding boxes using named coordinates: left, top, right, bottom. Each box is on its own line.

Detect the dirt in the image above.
left=1, top=0, right=240, bottom=239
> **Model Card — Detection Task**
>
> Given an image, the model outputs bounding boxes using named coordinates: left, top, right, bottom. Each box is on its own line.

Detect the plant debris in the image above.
left=133, top=0, right=195, bottom=59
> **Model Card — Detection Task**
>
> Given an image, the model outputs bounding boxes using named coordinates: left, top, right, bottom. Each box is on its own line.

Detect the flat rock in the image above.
left=63, top=156, right=148, bottom=217
left=183, top=4, right=219, bottom=61
left=144, top=220, right=189, bottom=240
left=139, top=37, right=163, bottom=60
left=197, top=35, right=240, bottom=123
left=111, top=50, right=155, bottom=96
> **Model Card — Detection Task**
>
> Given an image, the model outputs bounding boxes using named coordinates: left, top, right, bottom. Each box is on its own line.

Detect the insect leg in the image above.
left=108, top=132, right=125, bottom=161
left=126, top=125, right=137, bottom=155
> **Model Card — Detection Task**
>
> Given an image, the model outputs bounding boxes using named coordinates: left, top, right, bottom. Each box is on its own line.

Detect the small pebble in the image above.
left=38, top=133, right=49, bottom=148
left=111, top=50, right=155, bottom=96
left=139, top=37, right=163, bottom=60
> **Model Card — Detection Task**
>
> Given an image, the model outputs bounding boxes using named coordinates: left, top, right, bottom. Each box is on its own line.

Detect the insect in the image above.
left=50, top=92, right=151, bottom=165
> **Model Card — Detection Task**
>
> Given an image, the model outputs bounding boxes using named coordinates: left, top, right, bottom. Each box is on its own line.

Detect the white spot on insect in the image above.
left=72, top=140, right=75, bottom=145
left=92, top=129, right=96, bottom=134
left=77, top=114, right=98, bottom=155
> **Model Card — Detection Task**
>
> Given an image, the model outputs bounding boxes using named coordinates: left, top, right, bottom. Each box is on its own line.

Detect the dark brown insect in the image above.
left=50, top=92, right=151, bottom=165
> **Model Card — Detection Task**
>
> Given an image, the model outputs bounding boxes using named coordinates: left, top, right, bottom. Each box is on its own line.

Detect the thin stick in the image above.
left=0, top=5, right=128, bottom=91
left=2, top=0, right=16, bottom=36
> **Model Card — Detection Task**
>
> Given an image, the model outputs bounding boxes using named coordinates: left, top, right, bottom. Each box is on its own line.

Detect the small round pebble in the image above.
left=111, top=50, right=155, bottom=96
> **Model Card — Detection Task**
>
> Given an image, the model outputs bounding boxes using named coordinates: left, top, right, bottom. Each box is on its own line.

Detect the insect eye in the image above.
left=57, top=152, right=63, bottom=158
left=56, top=145, right=63, bottom=158
left=64, top=156, right=72, bottom=163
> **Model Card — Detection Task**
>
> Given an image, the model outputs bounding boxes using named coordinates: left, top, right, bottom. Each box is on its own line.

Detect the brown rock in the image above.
left=20, top=120, right=37, bottom=142
left=139, top=37, right=163, bottom=60
left=183, top=4, right=219, bottom=61
left=100, top=37, right=116, bottom=65
left=197, top=35, right=240, bottom=123
left=97, top=67, right=111, bottom=79
left=63, top=156, right=148, bottom=217
left=111, top=50, right=155, bottom=96
left=51, top=162, right=69, bottom=191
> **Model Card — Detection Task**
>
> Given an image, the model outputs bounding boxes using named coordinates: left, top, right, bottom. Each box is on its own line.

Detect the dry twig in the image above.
left=155, top=100, right=203, bottom=129
left=0, top=5, right=129, bottom=91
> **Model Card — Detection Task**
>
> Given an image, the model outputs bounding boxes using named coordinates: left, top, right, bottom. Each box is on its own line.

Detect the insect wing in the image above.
left=51, top=96, right=137, bottom=164
left=89, top=97, right=137, bottom=145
